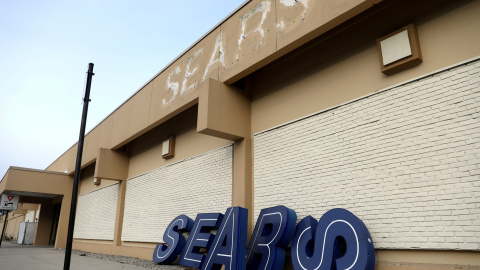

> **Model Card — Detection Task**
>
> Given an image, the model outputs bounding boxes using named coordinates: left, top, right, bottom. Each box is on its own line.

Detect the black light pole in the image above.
left=0, top=210, right=8, bottom=247
left=64, top=63, right=94, bottom=270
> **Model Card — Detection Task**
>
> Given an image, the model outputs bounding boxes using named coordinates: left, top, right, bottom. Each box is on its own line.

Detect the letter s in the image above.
left=291, top=209, right=375, bottom=270
left=153, top=214, right=194, bottom=264
left=163, top=66, right=181, bottom=106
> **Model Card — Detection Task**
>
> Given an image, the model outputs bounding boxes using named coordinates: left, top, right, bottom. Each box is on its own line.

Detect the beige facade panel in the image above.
left=147, top=28, right=223, bottom=128
left=46, top=145, right=76, bottom=175
left=98, top=116, right=115, bottom=151
left=276, top=0, right=379, bottom=51
left=78, top=163, right=95, bottom=195
left=149, top=62, right=193, bottom=127
left=94, top=148, right=129, bottom=181
left=2, top=213, right=25, bottom=240
left=417, top=0, right=480, bottom=75
left=128, top=107, right=231, bottom=179
left=197, top=29, right=224, bottom=90
left=232, top=138, right=253, bottom=235
left=1, top=167, right=72, bottom=196
left=21, top=203, right=40, bottom=211
left=13, top=210, right=27, bottom=216
left=126, top=82, right=153, bottom=140
left=220, top=0, right=277, bottom=84
left=376, top=250, right=480, bottom=268
left=74, top=183, right=119, bottom=240
left=122, top=145, right=233, bottom=243
left=149, top=65, right=178, bottom=124
left=253, top=60, right=480, bottom=250
left=251, top=0, right=480, bottom=134
left=176, top=28, right=222, bottom=107
left=44, top=0, right=385, bottom=175
left=81, top=126, right=101, bottom=167
left=78, top=163, right=117, bottom=196
left=111, top=96, right=132, bottom=148
left=198, top=79, right=251, bottom=140
left=0, top=167, right=74, bottom=248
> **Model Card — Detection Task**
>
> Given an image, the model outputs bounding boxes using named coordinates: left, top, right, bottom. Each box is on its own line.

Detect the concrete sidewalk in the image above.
left=0, top=242, right=145, bottom=269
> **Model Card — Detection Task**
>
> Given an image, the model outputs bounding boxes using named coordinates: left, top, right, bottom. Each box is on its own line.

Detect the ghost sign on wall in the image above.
left=153, top=206, right=375, bottom=270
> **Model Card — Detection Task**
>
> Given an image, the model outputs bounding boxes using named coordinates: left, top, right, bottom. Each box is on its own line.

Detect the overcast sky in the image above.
left=0, top=0, right=246, bottom=179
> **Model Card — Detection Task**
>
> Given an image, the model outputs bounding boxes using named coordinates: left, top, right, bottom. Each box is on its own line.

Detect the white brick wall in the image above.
left=122, top=145, right=233, bottom=243
left=253, top=60, right=480, bottom=250
left=73, top=183, right=119, bottom=240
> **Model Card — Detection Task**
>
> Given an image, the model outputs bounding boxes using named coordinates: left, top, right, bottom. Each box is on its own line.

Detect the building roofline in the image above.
left=46, top=0, right=251, bottom=170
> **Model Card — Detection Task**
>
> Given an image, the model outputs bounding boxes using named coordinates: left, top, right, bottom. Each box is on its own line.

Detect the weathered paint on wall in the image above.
left=34, top=0, right=480, bottom=267
left=154, top=0, right=381, bottom=113
left=47, top=0, right=381, bottom=175
left=277, top=0, right=309, bottom=34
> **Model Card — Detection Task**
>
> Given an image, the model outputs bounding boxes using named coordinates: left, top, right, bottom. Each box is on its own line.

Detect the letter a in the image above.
left=178, top=213, right=224, bottom=268
left=201, top=207, right=248, bottom=270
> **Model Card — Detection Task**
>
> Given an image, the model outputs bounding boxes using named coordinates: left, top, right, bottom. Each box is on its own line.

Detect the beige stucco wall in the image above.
left=127, top=107, right=231, bottom=178
left=78, top=163, right=117, bottom=196
left=2, top=213, right=25, bottom=240
left=0, top=168, right=73, bottom=248
left=46, top=146, right=76, bottom=175
left=45, top=0, right=382, bottom=177
left=32, top=0, right=480, bottom=268
left=250, top=0, right=480, bottom=133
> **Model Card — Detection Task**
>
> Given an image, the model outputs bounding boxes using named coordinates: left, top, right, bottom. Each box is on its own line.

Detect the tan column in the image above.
left=233, top=137, right=253, bottom=236
left=93, top=148, right=129, bottom=247
left=34, top=203, right=53, bottom=245
left=197, top=78, right=253, bottom=234
left=54, top=194, right=72, bottom=249
left=113, top=179, right=127, bottom=246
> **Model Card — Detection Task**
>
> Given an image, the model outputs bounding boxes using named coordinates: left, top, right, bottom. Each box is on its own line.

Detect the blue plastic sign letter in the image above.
left=153, top=214, right=194, bottom=264
left=201, top=207, right=248, bottom=270
left=178, top=213, right=224, bottom=268
left=291, top=209, right=375, bottom=270
left=246, top=205, right=297, bottom=270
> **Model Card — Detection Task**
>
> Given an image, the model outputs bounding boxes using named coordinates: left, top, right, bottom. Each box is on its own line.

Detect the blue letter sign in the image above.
left=153, top=207, right=375, bottom=269
left=202, top=207, right=248, bottom=270
left=153, top=214, right=193, bottom=264
left=291, top=209, right=375, bottom=270
left=246, top=205, right=297, bottom=270
left=178, top=213, right=224, bottom=268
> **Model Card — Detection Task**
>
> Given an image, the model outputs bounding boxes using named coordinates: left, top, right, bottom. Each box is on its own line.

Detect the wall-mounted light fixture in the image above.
left=377, top=24, right=422, bottom=75
left=162, top=137, right=176, bottom=159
